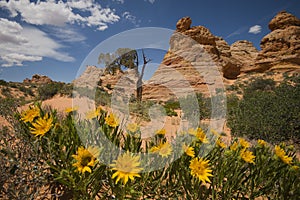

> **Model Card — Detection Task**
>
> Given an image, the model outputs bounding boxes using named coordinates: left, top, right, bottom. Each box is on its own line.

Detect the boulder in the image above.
left=23, top=74, right=52, bottom=84
left=269, top=11, right=300, bottom=31
left=176, top=16, right=192, bottom=32
left=254, top=11, right=300, bottom=72
left=72, top=66, right=104, bottom=88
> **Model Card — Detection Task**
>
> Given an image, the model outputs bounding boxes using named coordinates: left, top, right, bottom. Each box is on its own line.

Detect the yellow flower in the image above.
left=85, top=107, right=102, bottom=119
left=29, top=113, right=53, bottom=137
left=230, top=141, right=239, bottom=151
left=64, top=105, right=79, bottom=113
left=127, top=123, right=139, bottom=132
left=111, top=152, right=143, bottom=185
left=216, top=138, right=227, bottom=149
left=291, top=165, right=299, bottom=171
left=105, top=113, right=119, bottom=127
left=257, top=139, right=267, bottom=147
left=188, top=128, right=209, bottom=143
left=239, top=138, right=250, bottom=149
left=211, top=129, right=220, bottom=137
left=155, top=128, right=166, bottom=135
left=240, top=149, right=255, bottom=164
left=21, top=106, right=40, bottom=123
left=183, top=144, right=195, bottom=158
left=150, top=142, right=172, bottom=157
left=72, top=146, right=100, bottom=174
left=189, top=157, right=213, bottom=184
left=274, top=145, right=293, bottom=165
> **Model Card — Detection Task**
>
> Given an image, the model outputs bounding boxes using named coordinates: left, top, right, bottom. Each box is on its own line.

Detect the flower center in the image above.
left=81, top=156, right=92, bottom=166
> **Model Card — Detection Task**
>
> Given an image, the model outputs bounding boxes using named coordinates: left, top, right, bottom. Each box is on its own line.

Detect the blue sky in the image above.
left=0, top=0, right=299, bottom=83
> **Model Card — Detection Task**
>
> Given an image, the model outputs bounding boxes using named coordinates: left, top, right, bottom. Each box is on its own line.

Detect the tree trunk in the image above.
left=136, top=50, right=150, bottom=103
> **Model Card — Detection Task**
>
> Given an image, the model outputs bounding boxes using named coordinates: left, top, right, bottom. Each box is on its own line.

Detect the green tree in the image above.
left=98, top=48, right=150, bottom=102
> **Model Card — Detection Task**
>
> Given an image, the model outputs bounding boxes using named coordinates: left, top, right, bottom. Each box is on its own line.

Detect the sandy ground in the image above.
left=0, top=115, right=11, bottom=128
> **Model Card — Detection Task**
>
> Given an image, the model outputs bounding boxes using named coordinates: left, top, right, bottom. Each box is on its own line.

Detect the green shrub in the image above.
left=19, top=86, right=34, bottom=96
left=245, top=77, right=276, bottom=94
left=60, top=83, right=73, bottom=97
left=163, top=100, right=180, bottom=117
left=228, top=75, right=300, bottom=143
left=1, top=87, right=12, bottom=98
left=38, top=82, right=64, bottom=100
left=0, top=79, right=8, bottom=86
left=179, top=93, right=212, bottom=121
left=95, top=88, right=111, bottom=106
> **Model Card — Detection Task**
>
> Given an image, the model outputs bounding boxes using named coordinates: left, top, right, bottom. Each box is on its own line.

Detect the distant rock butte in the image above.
left=23, top=74, right=52, bottom=84
left=253, top=11, right=300, bottom=72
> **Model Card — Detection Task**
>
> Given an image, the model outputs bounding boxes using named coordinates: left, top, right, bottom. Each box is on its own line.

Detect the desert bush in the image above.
left=74, top=86, right=92, bottom=98
left=179, top=93, right=212, bottom=121
left=95, top=88, right=111, bottom=106
left=37, top=82, right=63, bottom=100
left=228, top=75, right=300, bottom=143
left=1, top=87, right=12, bottom=98
left=163, top=100, right=180, bottom=117
left=37, top=82, right=72, bottom=100
left=129, top=100, right=154, bottom=121
left=0, top=79, right=8, bottom=86
left=244, top=77, right=276, bottom=94
left=18, top=85, right=34, bottom=96
left=59, top=83, right=73, bottom=97
left=227, top=84, right=239, bottom=91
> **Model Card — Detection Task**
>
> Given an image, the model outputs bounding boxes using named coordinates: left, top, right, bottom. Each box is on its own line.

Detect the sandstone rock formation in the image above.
left=176, top=16, right=192, bottom=32
left=230, top=40, right=258, bottom=72
left=254, top=11, right=300, bottom=72
left=143, top=17, right=226, bottom=101
left=269, top=11, right=300, bottom=31
left=215, top=37, right=231, bottom=58
left=23, top=74, right=52, bottom=84
left=215, top=37, right=241, bottom=79
left=72, top=65, right=103, bottom=88
left=172, top=16, right=219, bottom=60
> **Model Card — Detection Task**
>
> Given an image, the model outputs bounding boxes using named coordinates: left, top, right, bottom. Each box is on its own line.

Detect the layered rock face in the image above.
left=143, top=16, right=247, bottom=101
left=72, top=66, right=104, bottom=88
left=143, top=17, right=226, bottom=101
left=230, top=40, right=259, bottom=72
left=254, top=11, right=300, bottom=72
left=23, top=74, right=53, bottom=84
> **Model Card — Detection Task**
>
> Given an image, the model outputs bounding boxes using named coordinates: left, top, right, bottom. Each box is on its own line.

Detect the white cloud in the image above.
left=0, top=0, right=120, bottom=31
left=113, top=0, right=125, bottom=4
left=47, top=27, right=86, bottom=43
left=66, top=0, right=94, bottom=10
left=226, top=26, right=248, bottom=38
left=249, top=25, right=262, bottom=34
left=1, top=53, right=42, bottom=67
left=0, top=18, right=27, bottom=45
left=144, top=0, right=155, bottom=4
left=0, top=18, right=74, bottom=67
left=122, top=11, right=140, bottom=27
